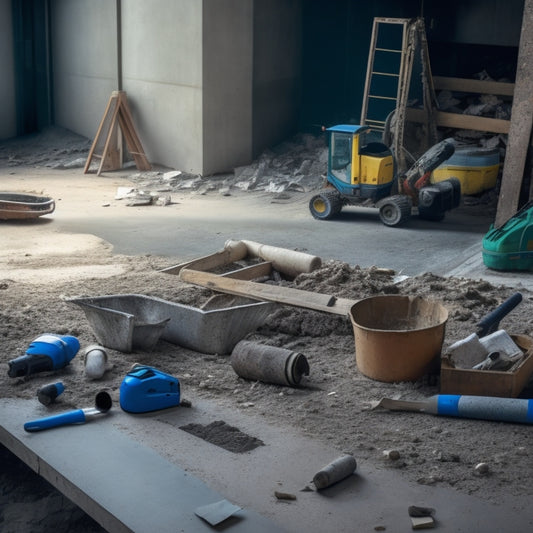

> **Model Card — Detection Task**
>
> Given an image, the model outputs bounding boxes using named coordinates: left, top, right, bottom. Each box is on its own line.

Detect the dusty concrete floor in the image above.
left=1, top=129, right=533, bottom=532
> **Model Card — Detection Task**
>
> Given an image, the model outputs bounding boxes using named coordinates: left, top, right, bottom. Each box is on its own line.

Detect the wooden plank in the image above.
left=221, top=262, right=273, bottom=280
left=406, top=107, right=510, bottom=134
left=84, top=92, right=119, bottom=174
left=495, top=0, right=533, bottom=227
left=97, top=98, right=122, bottom=176
left=178, top=269, right=356, bottom=316
left=160, top=242, right=249, bottom=275
left=117, top=92, right=151, bottom=170
left=433, top=76, right=514, bottom=96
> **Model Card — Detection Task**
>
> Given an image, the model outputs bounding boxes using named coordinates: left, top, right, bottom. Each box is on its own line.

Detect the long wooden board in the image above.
left=406, top=107, right=510, bottom=134
left=495, top=0, right=533, bottom=227
left=160, top=241, right=248, bottom=275
left=179, top=269, right=356, bottom=316
left=433, top=76, right=514, bottom=97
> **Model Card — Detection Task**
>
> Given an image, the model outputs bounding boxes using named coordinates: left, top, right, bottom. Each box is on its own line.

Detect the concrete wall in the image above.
left=427, top=0, right=524, bottom=46
left=0, top=0, right=16, bottom=140
left=252, top=0, right=302, bottom=157
left=48, top=0, right=302, bottom=174
left=121, top=0, right=204, bottom=174
left=49, top=0, right=304, bottom=175
left=202, top=0, right=253, bottom=174
left=51, top=0, right=117, bottom=139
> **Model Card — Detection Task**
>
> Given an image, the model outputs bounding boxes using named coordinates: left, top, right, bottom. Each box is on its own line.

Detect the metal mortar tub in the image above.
left=68, top=294, right=275, bottom=354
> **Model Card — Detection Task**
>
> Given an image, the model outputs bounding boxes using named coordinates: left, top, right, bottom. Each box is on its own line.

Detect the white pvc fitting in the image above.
left=84, top=345, right=109, bottom=379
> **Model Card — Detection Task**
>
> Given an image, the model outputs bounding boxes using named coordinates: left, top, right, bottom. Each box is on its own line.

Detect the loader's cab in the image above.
left=327, top=125, right=395, bottom=201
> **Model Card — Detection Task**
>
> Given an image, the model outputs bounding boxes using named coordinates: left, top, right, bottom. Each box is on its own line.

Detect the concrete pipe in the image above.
left=230, top=340, right=309, bottom=387
left=225, top=239, right=322, bottom=278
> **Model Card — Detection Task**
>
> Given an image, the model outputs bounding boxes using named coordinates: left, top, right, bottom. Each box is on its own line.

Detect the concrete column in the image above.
left=202, top=0, right=254, bottom=175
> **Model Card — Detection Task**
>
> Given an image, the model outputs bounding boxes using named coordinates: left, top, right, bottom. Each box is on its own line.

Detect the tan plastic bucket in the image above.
left=350, top=295, right=448, bottom=382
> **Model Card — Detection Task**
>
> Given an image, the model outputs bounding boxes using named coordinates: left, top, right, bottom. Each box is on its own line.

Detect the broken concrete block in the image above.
left=115, top=187, right=137, bottom=200
left=126, top=194, right=152, bottom=206
left=409, top=507, right=436, bottom=530
left=162, top=170, right=182, bottom=181
left=411, top=516, right=435, bottom=529
left=154, top=194, right=171, bottom=206
left=383, top=449, right=401, bottom=460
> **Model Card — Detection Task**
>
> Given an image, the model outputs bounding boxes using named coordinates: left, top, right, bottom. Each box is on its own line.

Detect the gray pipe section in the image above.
left=313, top=455, right=357, bottom=490
left=230, top=341, right=309, bottom=387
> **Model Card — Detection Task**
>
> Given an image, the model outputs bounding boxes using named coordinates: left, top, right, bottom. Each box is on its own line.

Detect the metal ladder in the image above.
left=360, top=17, right=437, bottom=171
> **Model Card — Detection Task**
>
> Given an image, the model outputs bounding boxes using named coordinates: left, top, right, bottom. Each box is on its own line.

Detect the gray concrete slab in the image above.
left=2, top=397, right=532, bottom=533
left=1, top=399, right=281, bottom=533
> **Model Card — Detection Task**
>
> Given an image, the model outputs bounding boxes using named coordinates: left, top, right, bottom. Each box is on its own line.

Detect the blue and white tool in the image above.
left=24, top=390, right=112, bottom=432
left=373, top=394, right=533, bottom=425
left=8, top=334, right=80, bottom=378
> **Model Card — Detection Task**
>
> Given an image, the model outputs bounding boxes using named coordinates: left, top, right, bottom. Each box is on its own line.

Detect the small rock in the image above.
left=126, top=194, right=152, bottom=206
left=163, top=170, right=182, bottom=180
left=474, top=462, right=490, bottom=475
left=274, top=491, right=296, bottom=501
left=115, top=186, right=136, bottom=199
left=155, top=194, right=171, bottom=206
left=383, top=449, right=401, bottom=461
left=408, top=506, right=435, bottom=517
left=411, top=516, right=435, bottom=529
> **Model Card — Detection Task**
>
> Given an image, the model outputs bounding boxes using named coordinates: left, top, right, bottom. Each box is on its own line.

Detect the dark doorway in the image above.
left=12, top=0, right=52, bottom=135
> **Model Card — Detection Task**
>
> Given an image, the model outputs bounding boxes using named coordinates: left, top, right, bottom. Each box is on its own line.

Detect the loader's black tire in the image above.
left=418, top=207, right=446, bottom=222
left=378, top=195, right=412, bottom=227
left=309, top=189, right=343, bottom=220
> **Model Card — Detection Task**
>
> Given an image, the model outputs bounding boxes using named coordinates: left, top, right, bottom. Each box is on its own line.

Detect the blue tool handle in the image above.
left=437, top=395, right=533, bottom=424
left=24, top=409, right=86, bottom=432
left=476, top=292, right=522, bottom=337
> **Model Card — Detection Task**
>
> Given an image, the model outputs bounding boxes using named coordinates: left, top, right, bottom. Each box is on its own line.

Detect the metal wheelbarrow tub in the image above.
left=68, top=294, right=275, bottom=354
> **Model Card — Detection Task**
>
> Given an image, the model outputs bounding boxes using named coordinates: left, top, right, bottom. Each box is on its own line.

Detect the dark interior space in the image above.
left=299, top=0, right=523, bottom=132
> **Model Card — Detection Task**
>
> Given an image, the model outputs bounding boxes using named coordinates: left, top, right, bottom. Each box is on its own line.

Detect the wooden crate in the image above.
left=440, top=334, right=533, bottom=397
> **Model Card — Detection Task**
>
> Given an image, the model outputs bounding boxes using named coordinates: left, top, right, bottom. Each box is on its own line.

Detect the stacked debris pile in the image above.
left=436, top=70, right=511, bottom=153
left=127, top=132, right=329, bottom=197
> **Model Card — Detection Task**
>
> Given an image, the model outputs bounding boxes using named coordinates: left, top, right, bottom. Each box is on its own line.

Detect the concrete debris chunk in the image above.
left=274, top=491, right=296, bottom=501
left=115, top=186, right=136, bottom=199
left=154, top=194, right=171, bottom=206
left=409, top=506, right=436, bottom=530
left=411, top=516, right=435, bottom=529
left=162, top=170, right=182, bottom=181
left=126, top=194, right=152, bottom=206
left=474, top=462, right=490, bottom=475
left=383, top=449, right=401, bottom=460
left=408, top=506, right=435, bottom=517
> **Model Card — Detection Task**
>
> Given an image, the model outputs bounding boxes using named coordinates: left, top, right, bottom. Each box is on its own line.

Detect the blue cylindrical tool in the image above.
left=37, top=382, right=65, bottom=405
left=24, top=390, right=112, bottom=432
left=8, top=334, right=80, bottom=378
